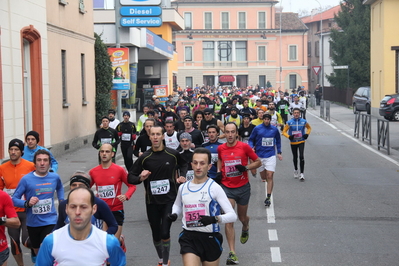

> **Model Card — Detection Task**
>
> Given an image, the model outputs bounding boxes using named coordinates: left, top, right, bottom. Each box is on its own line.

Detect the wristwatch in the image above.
left=214, top=216, right=219, bottom=223
left=0, top=217, right=6, bottom=226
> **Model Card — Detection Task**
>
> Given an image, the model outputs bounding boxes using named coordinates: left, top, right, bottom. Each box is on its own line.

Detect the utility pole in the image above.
left=115, top=1, right=122, bottom=120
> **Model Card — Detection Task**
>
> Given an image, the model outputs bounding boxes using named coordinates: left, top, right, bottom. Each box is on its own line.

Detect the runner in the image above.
left=248, top=114, right=283, bottom=207
left=201, top=125, right=223, bottom=181
left=168, top=148, right=237, bottom=266
left=90, top=143, right=136, bottom=251
left=217, top=122, right=261, bottom=265
left=177, top=132, right=195, bottom=182
left=12, top=149, right=64, bottom=259
left=54, top=171, right=118, bottom=235
left=0, top=189, right=20, bottom=266
left=36, top=187, right=126, bottom=266
left=0, top=139, right=36, bottom=265
left=128, top=125, right=188, bottom=266
left=282, top=108, right=312, bottom=181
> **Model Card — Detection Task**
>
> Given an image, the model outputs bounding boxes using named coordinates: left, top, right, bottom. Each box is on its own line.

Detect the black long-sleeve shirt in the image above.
left=92, top=127, right=120, bottom=151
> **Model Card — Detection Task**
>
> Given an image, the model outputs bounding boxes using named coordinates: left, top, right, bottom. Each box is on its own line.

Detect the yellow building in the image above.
left=364, top=0, right=399, bottom=115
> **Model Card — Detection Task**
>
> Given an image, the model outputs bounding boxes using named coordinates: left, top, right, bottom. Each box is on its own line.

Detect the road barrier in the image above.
left=361, top=114, right=372, bottom=145
left=354, top=112, right=360, bottom=138
left=309, top=95, right=316, bottom=109
left=325, top=101, right=330, bottom=122
left=320, top=100, right=324, bottom=119
left=377, top=119, right=390, bottom=155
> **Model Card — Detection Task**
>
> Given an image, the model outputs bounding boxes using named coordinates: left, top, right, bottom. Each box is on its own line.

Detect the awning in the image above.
left=219, top=75, right=235, bottom=82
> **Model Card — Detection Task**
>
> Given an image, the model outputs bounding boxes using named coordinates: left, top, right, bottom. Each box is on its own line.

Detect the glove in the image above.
left=199, top=215, right=217, bottom=226
left=214, top=172, right=222, bottom=184
left=289, top=135, right=294, bottom=141
left=167, top=213, right=178, bottom=222
left=303, top=134, right=309, bottom=140
left=235, top=164, right=247, bottom=173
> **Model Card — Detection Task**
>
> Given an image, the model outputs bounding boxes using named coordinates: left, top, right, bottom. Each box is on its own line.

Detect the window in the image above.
left=258, top=12, right=266, bottom=29
left=185, top=46, right=193, bottom=61
left=289, top=45, right=297, bottom=61
left=184, top=13, right=192, bottom=30
left=81, top=54, right=87, bottom=104
left=79, top=0, right=85, bottom=13
left=204, top=12, right=212, bottom=29
left=218, top=41, right=232, bottom=61
left=186, top=77, right=193, bottom=88
left=236, top=41, right=247, bottom=61
left=221, top=12, right=229, bottom=29
left=289, top=74, right=297, bottom=89
left=203, top=41, right=214, bottom=62
left=93, top=0, right=114, bottom=9
left=61, top=50, right=68, bottom=106
left=238, top=12, right=246, bottom=29
left=307, top=41, right=311, bottom=57
left=315, top=41, right=320, bottom=57
left=23, top=39, right=33, bottom=131
left=258, top=46, right=266, bottom=61
left=259, top=75, right=266, bottom=88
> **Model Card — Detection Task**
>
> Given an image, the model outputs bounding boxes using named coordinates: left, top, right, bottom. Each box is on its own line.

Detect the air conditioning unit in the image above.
left=144, top=66, right=153, bottom=75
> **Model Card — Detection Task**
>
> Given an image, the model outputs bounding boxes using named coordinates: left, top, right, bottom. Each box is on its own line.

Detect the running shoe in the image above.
left=240, top=228, right=249, bottom=244
left=299, top=173, right=305, bottom=181
left=226, top=251, right=239, bottom=265
left=264, top=197, right=271, bottom=207
left=294, top=170, right=299, bottom=179
left=157, top=260, right=170, bottom=266
left=31, top=249, right=37, bottom=263
left=120, top=234, right=126, bottom=253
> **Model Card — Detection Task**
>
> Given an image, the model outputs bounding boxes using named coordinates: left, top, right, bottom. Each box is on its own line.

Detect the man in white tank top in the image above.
left=168, top=148, right=237, bottom=265
left=164, top=121, right=180, bottom=149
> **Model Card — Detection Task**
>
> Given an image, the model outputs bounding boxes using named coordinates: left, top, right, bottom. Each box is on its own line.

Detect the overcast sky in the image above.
left=281, top=0, right=342, bottom=13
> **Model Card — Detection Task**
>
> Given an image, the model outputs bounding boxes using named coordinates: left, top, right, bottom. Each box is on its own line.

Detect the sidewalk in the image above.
left=307, top=102, right=399, bottom=161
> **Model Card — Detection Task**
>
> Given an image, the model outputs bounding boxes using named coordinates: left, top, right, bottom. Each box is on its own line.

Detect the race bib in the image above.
left=292, top=130, right=302, bottom=140
left=224, top=159, right=242, bottom=178
left=242, top=137, right=249, bottom=144
left=279, top=105, right=286, bottom=109
left=262, top=137, right=274, bottom=146
left=101, top=138, right=112, bottom=144
left=185, top=208, right=206, bottom=228
left=165, top=116, right=174, bottom=122
left=121, top=133, right=131, bottom=141
left=4, top=188, right=15, bottom=197
left=211, top=153, right=218, bottom=164
left=32, top=199, right=52, bottom=215
left=186, top=170, right=194, bottom=182
left=150, top=179, right=170, bottom=195
left=98, top=185, right=115, bottom=199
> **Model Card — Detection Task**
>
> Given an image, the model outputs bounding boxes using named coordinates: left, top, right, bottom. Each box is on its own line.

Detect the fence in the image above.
left=319, top=100, right=330, bottom=121
left=377, top=119, right=390, bottom=155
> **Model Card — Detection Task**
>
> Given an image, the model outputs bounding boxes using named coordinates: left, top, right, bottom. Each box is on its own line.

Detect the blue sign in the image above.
left=120, top=6, right=162, bottom=16
left=120, top=0, right=161, bottom=5
left=120, top=17, right=162, bottom=27
left=145, top=29, right=174, bottom=58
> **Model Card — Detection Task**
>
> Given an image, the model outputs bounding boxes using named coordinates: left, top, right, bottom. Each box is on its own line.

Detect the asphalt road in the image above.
left=7, top=105, right=399, bottom=266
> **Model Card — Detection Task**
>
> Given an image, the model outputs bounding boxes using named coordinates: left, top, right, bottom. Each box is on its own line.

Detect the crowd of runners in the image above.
left=0, top=84, right=312, bottom=266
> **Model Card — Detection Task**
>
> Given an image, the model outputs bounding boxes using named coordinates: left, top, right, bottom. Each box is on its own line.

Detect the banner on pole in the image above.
left=108, top=48, right=130, bottom=90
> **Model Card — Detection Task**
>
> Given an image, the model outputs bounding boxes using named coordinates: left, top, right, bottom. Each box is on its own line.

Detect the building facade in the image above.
left=0, top=0, right=50, bottom=159
left=93, top=0, right=183, bottom=110
left=172, top=0, right=308, bottom=91
left=301, top=5, right=341, bottom=93
left=364, top=0, right=399, bottom=114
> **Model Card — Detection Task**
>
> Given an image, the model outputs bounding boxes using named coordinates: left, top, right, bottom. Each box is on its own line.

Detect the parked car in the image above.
left=352, top=86, right=371, bottom=114
left=379, top=93, right=399, bottom=121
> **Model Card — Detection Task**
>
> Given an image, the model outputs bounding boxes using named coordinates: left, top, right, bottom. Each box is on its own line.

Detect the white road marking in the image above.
left=265, top=183, right=276, bottom=223
left=270, top=247, right=282, bottom=262
left=268, top=229, right=278, bottom=241
left=308, top=111, right=399, bottom=167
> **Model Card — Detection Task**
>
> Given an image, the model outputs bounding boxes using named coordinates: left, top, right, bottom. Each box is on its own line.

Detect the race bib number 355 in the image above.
left=150, top=180, right=170, bottom=195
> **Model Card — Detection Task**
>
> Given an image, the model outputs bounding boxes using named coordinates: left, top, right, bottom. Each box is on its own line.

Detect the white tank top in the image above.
left=164, top=131, right=179, bottom=149
left=180, top=179, right=221, bottom=233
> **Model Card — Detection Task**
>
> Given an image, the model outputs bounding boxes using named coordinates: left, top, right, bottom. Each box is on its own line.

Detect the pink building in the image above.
left=172, top=0, right=308, bottom=91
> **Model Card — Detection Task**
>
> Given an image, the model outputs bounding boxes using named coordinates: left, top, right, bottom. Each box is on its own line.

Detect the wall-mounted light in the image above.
left=260, top=31, right=267, bottom=39
left=187, top=33, right=193, bottom=39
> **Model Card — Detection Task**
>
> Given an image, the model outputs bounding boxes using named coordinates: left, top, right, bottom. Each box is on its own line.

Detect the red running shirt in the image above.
left=217, top=141, right=258, bottom=188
